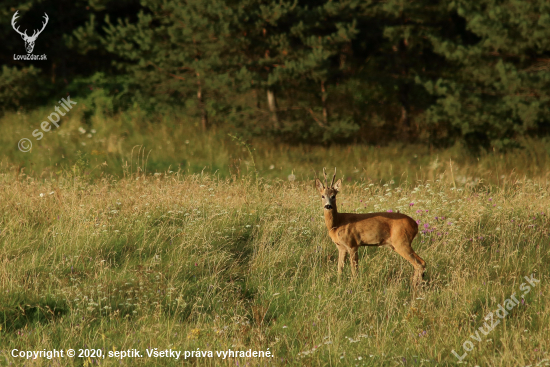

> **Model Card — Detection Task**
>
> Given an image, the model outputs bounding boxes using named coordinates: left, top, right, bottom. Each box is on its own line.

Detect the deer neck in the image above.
left=324, top=205, right=339, bottom=230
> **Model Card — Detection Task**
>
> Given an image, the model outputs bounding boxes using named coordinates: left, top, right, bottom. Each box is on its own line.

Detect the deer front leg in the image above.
left=336, top=244, right=347, bottom=276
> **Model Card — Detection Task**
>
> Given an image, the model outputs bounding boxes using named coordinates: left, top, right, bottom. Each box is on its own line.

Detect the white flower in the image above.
left=78, top=127, right=86, bottom=134
left=39, top=193, right=44, bottom=197
left=269, top=164, right=275, bottom=170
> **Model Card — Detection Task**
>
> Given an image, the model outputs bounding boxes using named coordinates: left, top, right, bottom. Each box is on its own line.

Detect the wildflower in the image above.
left=424, top=223, right=429, bottom=229
left=409, top=202, right=414, bottom=206
left=387, top=209, right=393, bottom=213
left=78, top=127, right=86, bottom=134
left=288, top=173, right=296, bottom=182
left=269, top=165, right=275, bottom=170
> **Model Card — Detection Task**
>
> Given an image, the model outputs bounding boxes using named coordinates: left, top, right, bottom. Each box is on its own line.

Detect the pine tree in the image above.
left=424, top=0, right=550, bottom=150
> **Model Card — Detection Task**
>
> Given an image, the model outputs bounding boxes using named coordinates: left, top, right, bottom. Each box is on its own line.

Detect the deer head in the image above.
left=314, top=168, right=342, bottom=210
left=12, top=11, right=49, bottom=54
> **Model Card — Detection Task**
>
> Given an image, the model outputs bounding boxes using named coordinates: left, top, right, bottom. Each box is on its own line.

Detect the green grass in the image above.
left=0, top=168, right=549, bottom=366
left=3, top=106, right=550, bottom=185
left=0, top=108, right=549, bottom=366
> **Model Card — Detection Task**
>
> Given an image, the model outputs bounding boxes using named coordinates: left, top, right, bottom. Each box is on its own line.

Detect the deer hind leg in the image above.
left=349, top=247, right=359, bottom=277
left=392, top=241, right=426, bottom=288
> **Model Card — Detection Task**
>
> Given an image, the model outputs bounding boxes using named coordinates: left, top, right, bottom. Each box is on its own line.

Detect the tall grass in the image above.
left=0, top=165, right=548, bottom=366
left=0, top=108, right=549, bottom=365
left=3, top=107, right=550, bottom=186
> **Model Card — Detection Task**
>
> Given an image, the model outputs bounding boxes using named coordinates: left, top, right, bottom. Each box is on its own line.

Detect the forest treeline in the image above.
left=1, top=0, right=550, bottom=150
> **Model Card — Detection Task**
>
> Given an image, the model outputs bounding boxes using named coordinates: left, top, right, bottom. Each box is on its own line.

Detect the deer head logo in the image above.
left=11, top=11, right=49, bottom=54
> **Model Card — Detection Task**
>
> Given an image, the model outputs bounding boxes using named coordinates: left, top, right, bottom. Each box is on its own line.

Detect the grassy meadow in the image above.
left=0, top=108, right=550, bottom=366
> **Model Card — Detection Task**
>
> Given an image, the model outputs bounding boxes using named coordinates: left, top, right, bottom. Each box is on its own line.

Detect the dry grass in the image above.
left=0, top=165, right=548, bottom=366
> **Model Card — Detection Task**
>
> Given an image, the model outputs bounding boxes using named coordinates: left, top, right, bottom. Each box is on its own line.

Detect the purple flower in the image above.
left=424, top=223, right=429, bottom=229
left=387, top=209, right=393, bottom=213
left=435, top=216, right=439, bottom=220
left=489, top=198, right=492, bottom=201
left=521, top=298, right=525, bottom=305
left=425, top=210, right=429, bottom=213
left=409, top=202, right=414, bottom=206
left=416, top=220, right=421, bottom=224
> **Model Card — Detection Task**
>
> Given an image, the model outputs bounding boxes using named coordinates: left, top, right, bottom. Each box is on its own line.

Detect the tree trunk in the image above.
left=267, top=89, right=279, bottom=129
left=197, top=72, right=208, bottom=131
left=399, top=87, right=410, bottom=141
left=397, top=33, right=410, bottom=142
left=321, top=80, right=328, bottom=125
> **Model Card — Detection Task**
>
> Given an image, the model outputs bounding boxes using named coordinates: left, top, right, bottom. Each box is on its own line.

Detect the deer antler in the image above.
left=323, top=167, right=328, bottom=188
left=11, top=11, right=27, bottom=37
left=331, top=167, right=336, bottom=188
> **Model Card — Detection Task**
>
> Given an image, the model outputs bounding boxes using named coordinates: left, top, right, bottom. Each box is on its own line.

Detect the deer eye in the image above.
left=321, top=195, right=325, bottom=198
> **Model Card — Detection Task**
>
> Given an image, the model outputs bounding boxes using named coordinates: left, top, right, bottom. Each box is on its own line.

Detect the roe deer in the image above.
left=315, top=168, right=426, bottom=288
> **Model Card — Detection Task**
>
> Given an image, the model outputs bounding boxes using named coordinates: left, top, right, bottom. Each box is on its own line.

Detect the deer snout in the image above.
left=322, top=197, right=335, bottom=210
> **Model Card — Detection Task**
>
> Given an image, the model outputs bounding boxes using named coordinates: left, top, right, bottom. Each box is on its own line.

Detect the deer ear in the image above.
left=315, top=178, right=324, bottom=194
left=333, top=179, right=342, bottom=192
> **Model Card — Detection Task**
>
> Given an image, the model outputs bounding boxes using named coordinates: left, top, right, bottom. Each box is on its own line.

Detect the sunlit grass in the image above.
left=0, top=164, right=548, bottom=366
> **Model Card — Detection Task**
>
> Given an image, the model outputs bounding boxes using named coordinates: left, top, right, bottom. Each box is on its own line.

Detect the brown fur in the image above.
left=315, top=168, right=426, bottom=288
